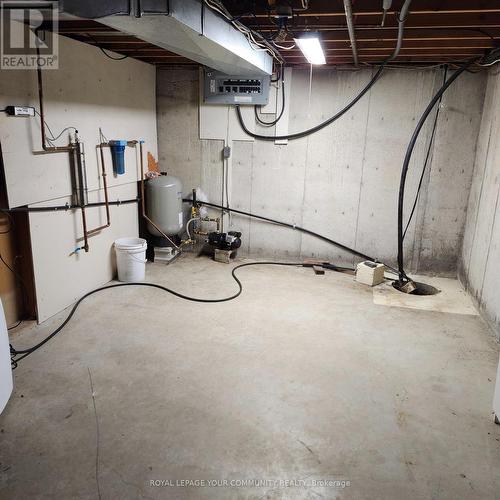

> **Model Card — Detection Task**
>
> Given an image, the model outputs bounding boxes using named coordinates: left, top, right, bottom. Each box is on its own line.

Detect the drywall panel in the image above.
left=260, top=77, right=278, bottom=114
left=199, top=102, right=255, bottom=142
left=0, top=31, right=157, bottom=208
left=1, top=31, right=157, bottom=321
left=460, top=69, right=500, bottom=338
left=228, top=105, right=255, bottom=142
left=199, top=97, right=229, bottom=141
left=199, top=67, right=255, bottom=142
left=157, top=66, right=485, bottom=273
left=30, top=183, right=138, bottom=322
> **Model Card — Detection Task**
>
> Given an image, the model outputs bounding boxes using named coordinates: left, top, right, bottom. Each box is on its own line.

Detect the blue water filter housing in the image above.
left=109, top=140, right=127, bottom=175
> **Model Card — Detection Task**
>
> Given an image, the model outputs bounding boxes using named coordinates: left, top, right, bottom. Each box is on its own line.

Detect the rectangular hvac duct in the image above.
left=58, top=0, right=273, bottom=76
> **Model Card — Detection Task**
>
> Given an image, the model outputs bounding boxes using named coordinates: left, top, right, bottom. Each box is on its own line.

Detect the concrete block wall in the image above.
left=157, top=66, right=486, bottom=274
left=460, top=68, right=500, bottom=339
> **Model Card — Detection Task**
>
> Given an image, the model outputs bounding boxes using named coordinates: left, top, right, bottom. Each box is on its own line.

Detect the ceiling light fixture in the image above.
left=293, top=35, right=326, bottom=65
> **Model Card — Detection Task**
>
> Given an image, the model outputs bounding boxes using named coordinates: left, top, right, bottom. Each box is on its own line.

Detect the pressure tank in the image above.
left=146, top=174, right=183, bottom=236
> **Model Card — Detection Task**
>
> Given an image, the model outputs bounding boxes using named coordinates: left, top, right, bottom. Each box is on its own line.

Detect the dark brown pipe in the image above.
left=80, top=205, right=89, bottom=252
left=1, top=199, right=139, bottom=213
left=36, top=44, right=74, bottom=153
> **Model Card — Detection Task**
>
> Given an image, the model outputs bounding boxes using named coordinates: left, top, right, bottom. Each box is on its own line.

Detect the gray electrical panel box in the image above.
left=203, top=68, right=270, bottom=105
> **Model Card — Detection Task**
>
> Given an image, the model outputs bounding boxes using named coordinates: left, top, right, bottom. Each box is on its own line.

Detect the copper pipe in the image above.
left=85, top=224, right=109, bottom=238
left=81, top=143, right=112, bottom=237
left=73, top=137, right=90, bottom=252
left=139, top=142, right=180, bottom=251
left=99, top=143, right=111, bottom=225
left=76, top=143, right=114, bottom=245
left=80, top=205, right=89, bottom=252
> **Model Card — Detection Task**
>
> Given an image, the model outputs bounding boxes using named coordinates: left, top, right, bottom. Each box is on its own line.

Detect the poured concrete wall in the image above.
left=157, top=67, right=485, bottom=273
left=460, top=69, right=500, bottom=339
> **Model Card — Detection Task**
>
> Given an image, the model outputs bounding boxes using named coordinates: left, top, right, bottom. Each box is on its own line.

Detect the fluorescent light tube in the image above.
left=294, top=36, right=326, bottom=65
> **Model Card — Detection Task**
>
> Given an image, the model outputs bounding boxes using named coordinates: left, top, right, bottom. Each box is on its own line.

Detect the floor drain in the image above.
left=392, top=281, right=440, bottom=296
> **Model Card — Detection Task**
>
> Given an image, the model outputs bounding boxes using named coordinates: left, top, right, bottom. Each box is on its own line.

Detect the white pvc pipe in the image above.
left=186, top=217, right=200, bottom=241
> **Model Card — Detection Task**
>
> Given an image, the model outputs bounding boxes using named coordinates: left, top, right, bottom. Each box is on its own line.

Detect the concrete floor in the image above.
left=1, top=254, right=499, bottom=499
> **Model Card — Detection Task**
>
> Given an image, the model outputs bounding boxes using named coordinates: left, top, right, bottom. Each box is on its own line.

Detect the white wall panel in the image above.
left=30, top=184, right=139, bottom=322
left=0, top=32, right=157, bottom=208
left=0, top=32, right=157, bottom=321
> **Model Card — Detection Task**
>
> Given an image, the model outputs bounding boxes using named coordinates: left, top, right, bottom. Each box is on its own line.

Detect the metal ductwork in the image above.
left=58, top=0, right=273, bottom=75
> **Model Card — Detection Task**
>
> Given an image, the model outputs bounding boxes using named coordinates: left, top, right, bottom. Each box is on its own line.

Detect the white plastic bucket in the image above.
left=114, top=237, right=147, bottom=282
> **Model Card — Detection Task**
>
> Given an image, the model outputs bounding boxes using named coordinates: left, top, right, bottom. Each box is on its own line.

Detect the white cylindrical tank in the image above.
left=146, top=174, right=183, bottom=236
left=0, top=300, right=13, bottom=414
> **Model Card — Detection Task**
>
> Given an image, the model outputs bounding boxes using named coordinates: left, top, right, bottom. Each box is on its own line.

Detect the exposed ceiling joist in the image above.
left=52, top=1, right=500, bottom=68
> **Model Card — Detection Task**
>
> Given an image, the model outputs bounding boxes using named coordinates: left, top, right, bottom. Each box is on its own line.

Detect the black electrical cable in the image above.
left=85, top=34, right=129, bottom=60
left=396, top=58, right=478, bottom=282
left=9, top=261, right=304, bottom=367
left=0, top=209, right=14, bottom=234
left=254, top=71, right=286, bottom=127
left=236, top=64, right=385, bottom=141
left=237, top=0, right=414, bottom=140
left=34, top=110, right=77, bottom=145
left=8, top=319, right=22, bottom=331
left=0, top=251, right=29, bottom=330
left=402, top=65, right=448, bottom=241
left=184, top=198, right=399, bottom=275
left=270, top=64, right=282, bottom=83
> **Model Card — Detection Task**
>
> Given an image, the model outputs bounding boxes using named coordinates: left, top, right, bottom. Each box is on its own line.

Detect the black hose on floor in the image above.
left=9, top=261, right=303, bottom=368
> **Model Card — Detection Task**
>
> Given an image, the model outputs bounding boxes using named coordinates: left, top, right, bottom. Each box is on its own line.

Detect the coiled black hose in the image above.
left=9, top=262, right=303, bottom=368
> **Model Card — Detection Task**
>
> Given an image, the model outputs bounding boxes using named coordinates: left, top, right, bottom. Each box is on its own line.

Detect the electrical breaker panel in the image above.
left=203, top=68, right=270, bottom=105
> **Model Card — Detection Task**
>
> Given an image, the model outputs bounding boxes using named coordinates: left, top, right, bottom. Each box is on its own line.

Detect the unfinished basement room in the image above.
left=1, top=0, right=500, bottom=498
